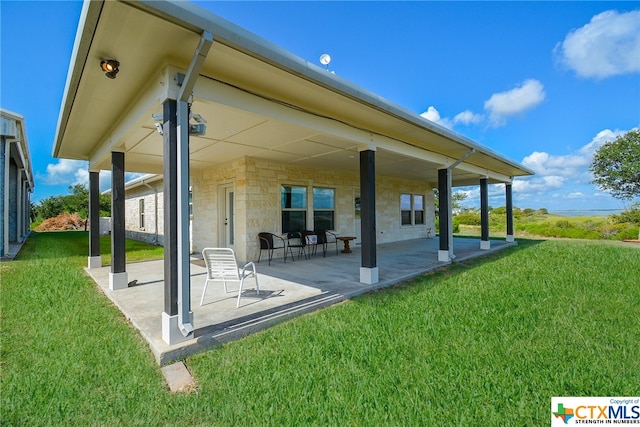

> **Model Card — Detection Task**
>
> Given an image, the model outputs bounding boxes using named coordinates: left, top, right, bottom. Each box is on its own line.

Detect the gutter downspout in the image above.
left=445, top=148, right=475, bottom=260
left=176, top=31, right=213, bottom=337
left=141, top=180, right=158, bottom=245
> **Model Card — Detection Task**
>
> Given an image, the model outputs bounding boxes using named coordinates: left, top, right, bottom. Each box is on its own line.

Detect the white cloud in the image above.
left=422, top=79, right=545, bottom=129
left=579, top=128, right=627, bottom=156
left=453, top=110, right=484, bottom=125
left=568, top=192, right=586, bottom=199
left=38, top=159, right=149, bottom=193
left=484, top=79, right=546, bottom=126
left=555, top=9, right=640, bottom=79
left=420, top=106, right=453, bottom=129
left=521, top=151, right=590, bottom=178
left=512, top=175, right=565, bottom=194
left=514, top=126, right=638, bottom=200
left=39, top=159, right=89, bottom=186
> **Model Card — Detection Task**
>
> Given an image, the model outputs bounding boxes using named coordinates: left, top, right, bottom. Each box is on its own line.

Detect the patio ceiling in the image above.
left=53, top=0, right=533, bottom=187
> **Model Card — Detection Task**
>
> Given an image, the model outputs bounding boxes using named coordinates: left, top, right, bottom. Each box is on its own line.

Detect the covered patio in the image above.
left=86, top=237, right=513, bottom=364
left=54, top=0, right=532, bottom=351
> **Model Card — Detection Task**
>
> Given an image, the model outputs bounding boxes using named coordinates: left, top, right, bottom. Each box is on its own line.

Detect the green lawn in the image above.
left=2, top=232, right=639, bottom=425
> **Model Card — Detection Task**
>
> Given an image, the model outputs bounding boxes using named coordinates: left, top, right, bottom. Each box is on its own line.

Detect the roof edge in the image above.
left=129, top=0, right=533, bottom=177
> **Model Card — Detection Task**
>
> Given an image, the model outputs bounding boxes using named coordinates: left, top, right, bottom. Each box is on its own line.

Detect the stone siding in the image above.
left=125, top=157, right=436, bottom=263
left=123, top=181, right=163, bottom=246
left=191, top=157, right=435, bottom=263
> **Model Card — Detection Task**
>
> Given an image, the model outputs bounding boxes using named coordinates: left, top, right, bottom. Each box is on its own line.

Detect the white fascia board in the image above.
left=123, top=173, right=163, bottom=190
left=53, top=0, right=104, bottom=158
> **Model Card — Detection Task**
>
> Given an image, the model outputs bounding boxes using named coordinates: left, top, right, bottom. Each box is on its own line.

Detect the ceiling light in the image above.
left=100, top=60, right=120, bottom=79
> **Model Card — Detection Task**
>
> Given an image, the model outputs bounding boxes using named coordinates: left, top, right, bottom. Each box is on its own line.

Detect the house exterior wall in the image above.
left=123, top=181, right=164, bottom=245
left=191, top=157, right=435, bottom=262
left=124, top=156, right=435, bottom=263
left=1, top=138, right=7, bottom=256
left=1, top=113, right=34, bottom=257
left=9, top=159, right=17, bottom=242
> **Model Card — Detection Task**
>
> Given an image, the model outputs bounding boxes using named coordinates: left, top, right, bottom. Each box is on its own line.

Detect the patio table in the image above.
left=337, top=236, right=356, bottom=253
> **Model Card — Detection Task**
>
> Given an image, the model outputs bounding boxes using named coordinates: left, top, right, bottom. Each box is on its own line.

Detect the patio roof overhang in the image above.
left=53, top=0, right=533, bottom=187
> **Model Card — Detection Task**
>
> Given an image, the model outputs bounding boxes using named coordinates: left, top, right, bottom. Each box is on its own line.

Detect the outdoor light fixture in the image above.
left=151, top=111, right=207, bottom=136
left=100, top=60, right=120, bottom=79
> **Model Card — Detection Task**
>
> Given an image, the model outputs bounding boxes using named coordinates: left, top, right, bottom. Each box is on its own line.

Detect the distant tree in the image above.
left=433, top=190, right=468, bottom=214
left=590, top=130, right=640, bottom=201
left=33, top=184, right=111, bottom=221
left=34, top=196, right=66, bottom=221
left=591, top=130, right=640, bottom=239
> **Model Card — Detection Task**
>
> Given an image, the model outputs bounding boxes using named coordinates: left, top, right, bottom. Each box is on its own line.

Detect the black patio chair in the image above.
left=286, top=231, right=307, bottom=261
left=257, top=232, right=286, bottom=265
left=315, top=230, right=339, bottom=257
left=301, top=230, right=319, bottom=257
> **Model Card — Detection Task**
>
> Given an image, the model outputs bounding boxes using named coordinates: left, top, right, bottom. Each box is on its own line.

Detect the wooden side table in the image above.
left=337, top=236, right=356, bottom=253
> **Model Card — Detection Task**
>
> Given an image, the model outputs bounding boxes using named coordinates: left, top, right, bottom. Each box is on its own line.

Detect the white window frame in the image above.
left=400, top=193, right=425, bottom=226
left=138, top=198, right=145, bottom=229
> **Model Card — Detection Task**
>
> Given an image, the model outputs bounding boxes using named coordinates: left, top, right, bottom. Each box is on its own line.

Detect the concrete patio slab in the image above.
left=85, top=237, right=513, bottom=364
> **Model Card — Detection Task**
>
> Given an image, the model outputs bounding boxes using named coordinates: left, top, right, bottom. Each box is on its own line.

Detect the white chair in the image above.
left=200, top=248, right=259, bottom=308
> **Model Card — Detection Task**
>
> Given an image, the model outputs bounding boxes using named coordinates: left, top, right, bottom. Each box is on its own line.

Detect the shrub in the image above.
left=610, top=206, right=640, bottom=225
left=454, top=212, right=481, bottom=225
left=555, top=220, right=573, bottom=229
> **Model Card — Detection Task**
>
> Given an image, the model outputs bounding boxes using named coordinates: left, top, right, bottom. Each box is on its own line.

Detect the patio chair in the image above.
left=286, top=231, right=307, bottom=261
left=200, top=248, right=259, bottom=308
left=257, top=232, right=286, bottom=265
left=315, top=230, right=339, bottom=257
left=302, top=230, right=319, bottom=257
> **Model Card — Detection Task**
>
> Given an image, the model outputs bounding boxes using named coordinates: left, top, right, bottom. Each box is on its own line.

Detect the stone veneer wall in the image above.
left=123, top=181, right=164, bottom=245
left=190, top=157, right=435, bottom=263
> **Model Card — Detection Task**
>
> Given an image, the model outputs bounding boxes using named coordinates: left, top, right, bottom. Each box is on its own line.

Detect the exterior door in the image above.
left=220, top=184, right=235, bottom=248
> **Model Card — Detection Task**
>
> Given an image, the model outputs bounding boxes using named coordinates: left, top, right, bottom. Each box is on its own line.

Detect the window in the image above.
left=400, top=194, right=412, bottom=225
left=313, top=187, right=335, bottom=230
left=139, top=198, right=145, bottom=229
left=401, top=193, right=425, bottom=226
left=281, top=185, right=307, bottom=233
left=414, top=195, right=424, bottom=224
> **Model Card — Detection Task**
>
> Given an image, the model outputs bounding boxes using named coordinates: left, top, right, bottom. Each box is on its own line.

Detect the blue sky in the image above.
left=2, top=1, right=639, bottom=213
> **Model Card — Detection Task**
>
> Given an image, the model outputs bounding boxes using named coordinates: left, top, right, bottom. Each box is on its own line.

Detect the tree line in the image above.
left=31, top=184, right=111, bottom=223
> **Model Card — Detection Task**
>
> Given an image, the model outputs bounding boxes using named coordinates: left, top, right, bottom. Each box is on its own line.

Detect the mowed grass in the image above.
left=2, top=232, right=639, bottom=425
left=99, top=233, right=164, bottom=265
